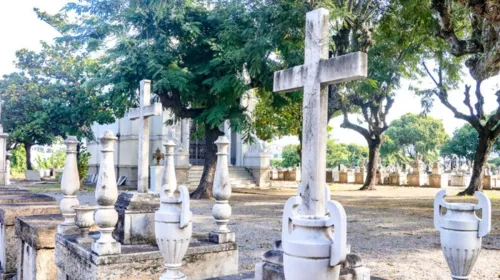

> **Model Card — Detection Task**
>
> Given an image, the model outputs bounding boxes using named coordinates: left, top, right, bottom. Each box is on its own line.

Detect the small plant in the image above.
left=77, top=148, right=91, bottom=190
left=10, top=145, right=27, bottom=173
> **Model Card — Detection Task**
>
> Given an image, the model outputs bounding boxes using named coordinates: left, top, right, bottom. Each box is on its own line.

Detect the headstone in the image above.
left=115, top=81, right=162, bottom=245
left=270, top=8, right=369, bottom=279
left=128, top=80, right=162, bottom=193
left=0, top=105, right=9, bottom=186
left=429, top=162, right=448, bottom=188
left=407, top=156, right=428, bottom=186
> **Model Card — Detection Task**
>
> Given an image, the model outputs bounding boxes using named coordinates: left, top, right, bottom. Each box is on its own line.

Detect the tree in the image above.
left=381, top=113, right=449, bottom=164
left=0, top=41, right=115, bottom=171
left=326, top=140, right=349, bottom=168
left=346, top=144, right=369, bottom=168
left=441, top=123, right=500, bottom=162
left=418, top=0, right=500, bottom=195
left=0, top=72, right=54, bottom=170
left=281, top=145, right=301, bottom=168
left=45, top=1, right=255, bottom=199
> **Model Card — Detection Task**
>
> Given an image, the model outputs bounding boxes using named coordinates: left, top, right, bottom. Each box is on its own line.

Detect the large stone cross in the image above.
left=128, top=80, right=162, bottom=193
left=273, top=8, right=367, bottom=216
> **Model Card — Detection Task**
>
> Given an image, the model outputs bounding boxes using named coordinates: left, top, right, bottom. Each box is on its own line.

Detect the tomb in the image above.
left=428, top=163, right=448, bottom=188
left=15, top=214, right=63, bottom=280
left=55, top=131, right=238, bottom=280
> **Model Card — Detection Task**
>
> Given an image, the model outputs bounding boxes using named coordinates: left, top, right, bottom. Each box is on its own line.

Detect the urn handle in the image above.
left=179, top=185, right=192, bottom=229
left=281, top=196, right=302, bottom=242
left=433, top=189, right=447, bottom=231
left=325, top=200, right=347, bottom=266
left=474, top=191, right=491, bottom=238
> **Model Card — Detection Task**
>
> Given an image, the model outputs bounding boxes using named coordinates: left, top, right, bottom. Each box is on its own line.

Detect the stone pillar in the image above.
left=58, top=136, right=80, bottom=235
left=92, top=131, right=121, bottom=255
left=5, top=153, right=10, bottom=186
left=181, top=119, right=190, bottom=152
left=0, top=126, right=8, bottom=186
left=223, top=120, right=232, bottom=165
left=209, top=136, right=235, bottom=244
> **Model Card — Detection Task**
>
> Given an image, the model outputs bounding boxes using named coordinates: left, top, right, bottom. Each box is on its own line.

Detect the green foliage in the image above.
left=488, top=158, right=500, bottom=167
left=77, top=149, right=91, bottom=188
left=10, top=145, right=26, bottom=173
left=326, top=140, right=350, bottom=168
left=346, top=144, right=368, bottom=167
left=441, top=124, right=479, bottom=161
left=381, top=113, right=449, bottom=164
left=281, top=145, right=301, bottom=168
left=44, top=0, right=254, bottom=136
left=270, top=158, right=284, bottom=169
left=34, top=149, right=66, bottom=170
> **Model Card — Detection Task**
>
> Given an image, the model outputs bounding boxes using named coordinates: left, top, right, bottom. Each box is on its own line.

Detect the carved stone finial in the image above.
left=58, top=136, right=81, bottom=235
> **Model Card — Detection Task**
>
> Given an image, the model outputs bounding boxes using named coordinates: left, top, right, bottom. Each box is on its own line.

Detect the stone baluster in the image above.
left=209, top=136, right=235, bottom=244
left=155, top=138, right=192, bottom=280
left=92, top=131, right=121, bottom=255
left=58, top=136, right=80, bottom=235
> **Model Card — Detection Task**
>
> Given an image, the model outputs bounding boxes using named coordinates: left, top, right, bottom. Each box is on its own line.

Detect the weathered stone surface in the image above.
left=0, top=194, right=55, bottom=205
left=0, top=203, right=60, bottom=278
left=55, top=234, right=238, bottom=280
left=254, top=248, right=370, bottom=280
left=114, top=192, right=159, bottom=245
left=16, top=214, right=63, bottom=280
left=0, top=190, right=29, bottom=196
left=16, top=214, right=63, bottom=249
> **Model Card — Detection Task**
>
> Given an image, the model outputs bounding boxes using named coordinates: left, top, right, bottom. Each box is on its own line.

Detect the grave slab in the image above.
left=114, top=192, right=159, bottom=245
left=0, top=194, right=55, bottom=205
left=15, top=214, right=63, bottom=280
left=55, top=233, right=238, bottom=280
left=0, top=202, right=60, bottom=280
left=0, top=189, right=29, bottom=196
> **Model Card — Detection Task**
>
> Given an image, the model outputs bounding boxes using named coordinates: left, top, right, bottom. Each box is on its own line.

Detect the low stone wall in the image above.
left=55, top=233, right=238, bottom=280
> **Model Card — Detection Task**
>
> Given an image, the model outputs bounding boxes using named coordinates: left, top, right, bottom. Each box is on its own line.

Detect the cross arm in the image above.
left=128, top=103, right=163, bottom=120
left=273, top=52, right=368, bottom=93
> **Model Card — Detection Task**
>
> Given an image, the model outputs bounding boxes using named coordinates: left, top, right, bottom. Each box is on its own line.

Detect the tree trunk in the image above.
left=190, top=124, right=223, bottom=199
left=25, top=143, right=33, bottom=170
left=360, top=139, right=381, bottom=191
left=458, top=132, right=494, bottom=196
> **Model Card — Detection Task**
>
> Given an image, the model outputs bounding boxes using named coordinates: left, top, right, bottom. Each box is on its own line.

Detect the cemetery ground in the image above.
left=14, top=180, right=500, bottom=280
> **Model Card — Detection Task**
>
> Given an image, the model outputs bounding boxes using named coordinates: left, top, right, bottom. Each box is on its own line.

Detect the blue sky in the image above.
left=1, top=1, right=498, bottom=147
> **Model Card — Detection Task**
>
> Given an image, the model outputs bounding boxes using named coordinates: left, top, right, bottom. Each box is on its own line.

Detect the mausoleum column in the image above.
left=58, top=136, right=80, bottom=235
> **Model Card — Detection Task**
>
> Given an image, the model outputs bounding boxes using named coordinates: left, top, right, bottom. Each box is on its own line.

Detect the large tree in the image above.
left=45, top=1, right=255, bottom=198
left=0, top=42, right=115, bottom=170
left=380, top=113, right=449, bottom=165
left=419, top=0, right=500, bottom=195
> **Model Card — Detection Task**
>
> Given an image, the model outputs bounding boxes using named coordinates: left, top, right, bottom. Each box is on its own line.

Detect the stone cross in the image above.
left=273, top=8, right=367, bottom=216
left=128, top=80, right=162, bottom=193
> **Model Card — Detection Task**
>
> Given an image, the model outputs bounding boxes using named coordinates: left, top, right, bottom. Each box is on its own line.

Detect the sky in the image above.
left=0, top=1, right=499, bottom=148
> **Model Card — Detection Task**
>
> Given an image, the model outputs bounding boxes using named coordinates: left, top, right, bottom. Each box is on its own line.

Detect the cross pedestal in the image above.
left=274, top=8, right=367, bottom=280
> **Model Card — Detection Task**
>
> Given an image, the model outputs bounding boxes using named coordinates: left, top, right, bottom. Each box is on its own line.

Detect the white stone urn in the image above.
left=434, top=190, right=491, bottom=280
left=281, top=191, right=347, bottom=280
left=155, top=139, right=192, bottom=280
left=72, top=205, right=98, bottom=243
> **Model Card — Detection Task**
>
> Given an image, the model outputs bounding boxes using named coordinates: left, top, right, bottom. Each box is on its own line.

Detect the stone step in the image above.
left=206, top=271, right=254, bottom=280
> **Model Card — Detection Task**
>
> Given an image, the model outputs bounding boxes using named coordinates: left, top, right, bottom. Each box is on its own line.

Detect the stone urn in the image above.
left=155, top=139, right=192, bottom=280
left=434, top=190, right=491, bottom=280
left=282, top=194, right=347, bottom=280
left=72, top=205, right=98, bottom=243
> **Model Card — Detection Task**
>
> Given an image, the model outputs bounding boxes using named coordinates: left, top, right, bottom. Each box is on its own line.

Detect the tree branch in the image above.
left=463, top=84, right=475, bottom=117
left=474, top=80, right=485, bottom=120
left=431, top=0, right=483, bottom=57
left=422, top=62, right=440, bottom=87
left=340, top=109, right=371, bottom=140
left=158, top=91, right=204, bottom=119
